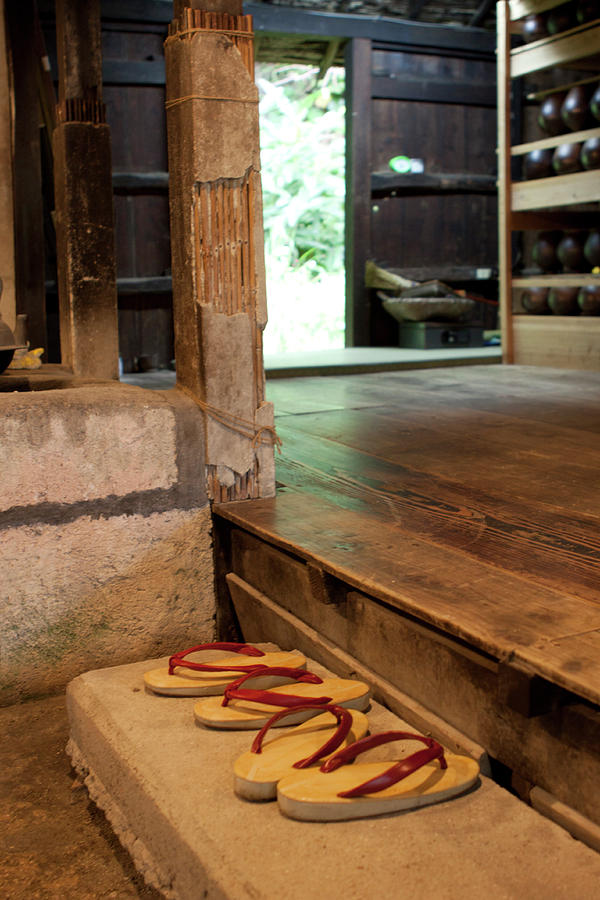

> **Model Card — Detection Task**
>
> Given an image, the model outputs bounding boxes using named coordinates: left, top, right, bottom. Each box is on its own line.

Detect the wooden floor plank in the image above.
left=268, top=366, right=600, bottom=431
left=224, top=366, right=600, bottom=706
left=216, top=491, right=600, bottom=706
left=276, top=406, right=600, bottom=517
left=275, top=424, right=600, bottom=606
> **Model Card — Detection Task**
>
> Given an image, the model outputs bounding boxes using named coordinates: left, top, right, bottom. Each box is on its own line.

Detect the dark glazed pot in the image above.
left=523, top=14, right=549, bottom=41
left=584, top=230, right=600, bottom=268
left=548, top=287, right=580, bottom=314
left=561, top=85, right=591, bottom=131
left=552, top=142, right=582, bottom=174
left=532, top=232, right=561, bottom=271
left=581, top=137, right=600, bottom=169
left=557, top=233, right=586, bottom=271
left=524, top=148, right=554, bottom=179
left=521, top=287, right=550, bottom=313
left=538, top=93, right=568, bottom=135
left=578, top=285, right=600, bottom=314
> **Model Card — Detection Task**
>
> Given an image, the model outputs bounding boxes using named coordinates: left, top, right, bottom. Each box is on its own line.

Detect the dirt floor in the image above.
left=0, top=694, right=161, bottom=900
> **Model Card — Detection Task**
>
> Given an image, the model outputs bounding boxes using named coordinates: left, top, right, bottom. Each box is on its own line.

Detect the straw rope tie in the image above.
left=165, top=94, right=259, bottom=110
left=178, top=384, right=281, bottom=453
left=165, top=28, right=254, bottom=45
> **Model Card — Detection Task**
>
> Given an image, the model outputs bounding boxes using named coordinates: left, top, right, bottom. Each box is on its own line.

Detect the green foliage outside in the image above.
left=257, top=63, right=346, bottom=354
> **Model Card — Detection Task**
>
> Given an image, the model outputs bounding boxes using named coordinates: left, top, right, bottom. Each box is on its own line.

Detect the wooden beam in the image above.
left=0, top=0, right=16, bottom=333
left=245, top=3, right=496, bottom=55
left=53, top=0, right=118, bottom=379
left=371, top=74, right=496, bottom=106
left=55, top=0, right=102, bottom=103
left=497, top=0, right=514, bottom=364
left=38, top=1, right=498, bottom=55
left=497, top=660, right=557, bottom=717
left=112, top=171, right=169, bottom=193
left=164, top=6, right=275, bottom=500
left=4, top=0, right=47, bottom=350
left=371, top=172, right=497, bottom=195
left=345, top=38, right=372, bottom=348
left=117, top=276, right=172, bottom=294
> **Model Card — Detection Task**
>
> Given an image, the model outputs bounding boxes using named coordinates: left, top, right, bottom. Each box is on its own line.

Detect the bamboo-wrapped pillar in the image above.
left=53, top=0, right=119, bottom=379
left=165, top=1, right=275, bottom=501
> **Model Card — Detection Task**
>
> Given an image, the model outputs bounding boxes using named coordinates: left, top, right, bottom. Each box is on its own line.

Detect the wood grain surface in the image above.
left=215, top=366, right=600, bottom=705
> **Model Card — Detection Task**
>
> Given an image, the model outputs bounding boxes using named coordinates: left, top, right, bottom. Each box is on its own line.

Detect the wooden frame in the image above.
left=497, top=0, right=600, bottom=368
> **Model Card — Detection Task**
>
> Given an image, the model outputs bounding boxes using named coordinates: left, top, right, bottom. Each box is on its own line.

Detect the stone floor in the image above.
left=0, top=694, right=160, bottom=900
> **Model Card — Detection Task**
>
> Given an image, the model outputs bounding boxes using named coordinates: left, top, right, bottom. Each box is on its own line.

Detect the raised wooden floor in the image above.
left=214, top=364, right=600, bottom=834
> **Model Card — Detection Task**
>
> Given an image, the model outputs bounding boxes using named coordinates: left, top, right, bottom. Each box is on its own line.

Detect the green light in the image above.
left=388, top=155, right=412, bottom=174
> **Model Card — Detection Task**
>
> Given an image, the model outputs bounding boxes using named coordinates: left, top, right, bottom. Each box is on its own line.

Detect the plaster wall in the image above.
left=0, top=383, right=215, bottom=706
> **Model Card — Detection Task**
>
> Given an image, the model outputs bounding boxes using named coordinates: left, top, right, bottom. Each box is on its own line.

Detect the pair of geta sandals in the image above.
left=144, top=642, right=479, bottom=822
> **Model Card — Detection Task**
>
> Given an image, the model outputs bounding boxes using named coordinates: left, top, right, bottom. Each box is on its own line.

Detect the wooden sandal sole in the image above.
left=277, top=752, right=480, bottom=821
left=144, top=650, right=306, bottom=696
left=234, top=709, right=370, bottom=801
left=194, top=678, right=371, bottom=729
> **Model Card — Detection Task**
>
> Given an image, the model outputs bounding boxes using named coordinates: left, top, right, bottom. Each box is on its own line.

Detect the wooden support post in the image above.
left=345, top=38, right=372, bottom=347
left=0, top=0, right=16, bottom=332
left=4, top=0, right=47, bottom=349
left=497, top=660, right=556, bottom=718
left=497, top=0, right=514, bottom=364
left=53, top=0, right=119, bottom=379
left=164, top=2, right=275, bottom=501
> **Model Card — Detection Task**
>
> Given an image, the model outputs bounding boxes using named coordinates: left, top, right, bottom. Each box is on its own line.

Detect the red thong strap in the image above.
left=320, top=731, right=447, bottom=799
left=250, top=704, right=353, bottom=768
left=168, top=642, right=265, bottom=675
left=221, top=667, right=330, bottom=709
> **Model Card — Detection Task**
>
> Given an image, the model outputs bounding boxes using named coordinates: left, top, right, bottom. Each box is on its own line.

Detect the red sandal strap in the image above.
left=320, top=731, right=447, bottom=799
left=222, top=667, right=329, bottom=709
left=251, top=704, right=354, bottom=768
left=168, top=642, right=265, bottom=675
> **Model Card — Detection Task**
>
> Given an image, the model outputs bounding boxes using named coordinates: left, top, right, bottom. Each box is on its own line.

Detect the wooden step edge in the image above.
left=530, top=787, right=600, bottom=853
left=225, top=571, right=491, bottom=775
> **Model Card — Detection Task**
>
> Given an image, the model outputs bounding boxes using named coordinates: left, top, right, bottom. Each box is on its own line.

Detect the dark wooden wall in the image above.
left=36, top=3, right=497, bottom=365
left=346, top=33, right=498, bottom=346
left=103, top=22, right=173, bottom=373
left=41, top=5, right=173, bottom=371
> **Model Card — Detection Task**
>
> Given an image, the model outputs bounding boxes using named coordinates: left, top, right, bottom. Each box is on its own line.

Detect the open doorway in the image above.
left=257, top=63, right=346, bottom=355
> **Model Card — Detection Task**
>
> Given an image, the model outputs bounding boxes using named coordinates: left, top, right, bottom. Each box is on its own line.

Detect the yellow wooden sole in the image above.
left=277, top=751, right=480, bottom=821
left=234, top=709, right=370, bottom=801
left=143, top=650, right=306, bottom=696
left=194, top=678, right=371, bottom=729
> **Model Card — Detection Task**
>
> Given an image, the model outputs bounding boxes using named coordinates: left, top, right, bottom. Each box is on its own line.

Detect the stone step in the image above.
left=67, top=654, right=600, bottom=900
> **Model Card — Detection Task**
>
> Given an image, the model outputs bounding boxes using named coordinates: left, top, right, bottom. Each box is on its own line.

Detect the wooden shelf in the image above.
left=112, top=171, right=169, bottom=193
left=512, top=169, right=600, bottom=211
left=386, top=265, right=497, bottom=282
left=527, top=73, right=600, bottom=101
left=498, top=0, right=600, bottom=369
left=45, top=276, right=173, bottom=295
left=511, top=126, right=600, bottom=156
left=512, top=273, right=600, bottom=288
left=371, top=172, right=496, bottom=195
left=511, top=209, right=600, bottom=229
left=117, top=276, right=172, bottom=294
left=510, top=21, right=600, bottom=78
left=509, top=0, right=563, bottom=19
left=511, top=314, right=600, bottom=368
